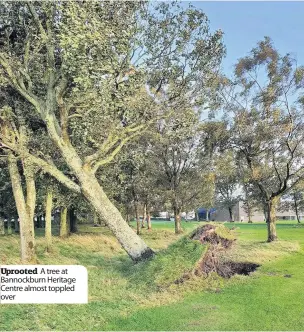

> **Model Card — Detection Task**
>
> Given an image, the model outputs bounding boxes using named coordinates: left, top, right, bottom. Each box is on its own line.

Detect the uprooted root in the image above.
left=182, top=224, right=259, bottom=281
left=193, top=245, right=260, bottom=279
left=190, top=224, right=235, bottom=249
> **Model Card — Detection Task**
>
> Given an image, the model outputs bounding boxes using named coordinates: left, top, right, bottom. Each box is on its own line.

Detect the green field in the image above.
left=0, top=221, right=304, bottom=331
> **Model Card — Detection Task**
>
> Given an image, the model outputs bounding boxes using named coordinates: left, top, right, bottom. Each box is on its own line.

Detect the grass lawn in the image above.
left=0, top=220, right=304, bottom=331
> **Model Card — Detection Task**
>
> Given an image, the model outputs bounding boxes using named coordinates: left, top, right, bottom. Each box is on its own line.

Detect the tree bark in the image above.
left=7, top=219, right=12, bottom=235
left=126, top=213, right=130, bottom=225
left=142, top=203, right=147, bottom=228
left=41, top=115, right=154, bottom=261
left=24, top=160, right=36, bottom=238
left=195, top=211, right=199, bottom=222
left=228, top=207, right=234, bottom=222
left=263, top=203, right=268, bottom=223
left=0, top=218, right=5, bottom=236
left=147, top=211, right=152, bottom=230
left=69, top=207, right=77, bottom=233
left=266, top=196, right=279, bottom=242
left=76, top=164, right=154, bottom=261
left=38, top=215, right=44, bottom=228
left=60, top=207, right=69, bottom=238
left=34, top=216, right=39, bottom=229
left=174, top=206, right=182, bottom=234
left=14, top=218, right=19, bottom=232
left=134, top=202, right=140, bottom=235
left=293, top=193, right=301, bottom=223
left=7, top=153, right=36, bottom=262
left=93, top=211, right=98, bottom=226
left=99, top=218, right=106, bottom=226
left=166, top=211, right=171, bottom=221
left=247, top=203, right=253, bottom=223
left=45, top=188, right=53, bottom=252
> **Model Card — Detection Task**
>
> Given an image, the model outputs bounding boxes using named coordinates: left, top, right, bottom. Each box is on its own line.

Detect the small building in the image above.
left=210, top=201, right=304, bottom=222
left=155, top=200, right=304, bottom=223
left=197, top=208, right=217, bottom=221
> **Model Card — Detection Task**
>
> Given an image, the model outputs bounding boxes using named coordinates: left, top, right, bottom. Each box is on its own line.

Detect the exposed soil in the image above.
left=190, top=224, right=235, bottom=249
left=189, top=224, right=259, bottom=280
left=216, top=261, right=260, bottom=278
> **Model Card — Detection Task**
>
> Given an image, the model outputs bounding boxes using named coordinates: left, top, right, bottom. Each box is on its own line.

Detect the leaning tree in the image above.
left=0, top=1, right=223, bottom=260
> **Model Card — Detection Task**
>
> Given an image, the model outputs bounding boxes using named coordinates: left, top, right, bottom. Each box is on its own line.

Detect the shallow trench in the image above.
left=216, top=261, right=260, bottom=278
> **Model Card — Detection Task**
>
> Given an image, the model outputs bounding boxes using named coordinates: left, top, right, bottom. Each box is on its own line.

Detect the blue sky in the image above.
left=186, top=1, right=304, bottom=76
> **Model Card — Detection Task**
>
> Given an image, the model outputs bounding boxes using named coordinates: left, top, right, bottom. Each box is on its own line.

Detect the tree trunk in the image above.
left=14, top=218, right=19, bottom=232
left=134, top=202, right=140, bottom=235
left=206, top=209, right=209, bottom=221
left=60, top=207, right=69, bottom=238
left=266, top=197, right=279, bottom=242
left=99, top=218, right=106, bottom=226
left=247, top=204, right=253, bottom=223
left=45, top=188, right=53, bottom=252
left=142, top=203, right=147, bottom=228
left=263, top=203, right=268, bottom=223
left=166, top=211, right=171, bottom=221
left=195, top=211, right=199, bottom=222
left=184, top=212, right=188, bottom=222
left=7, top=153, right=36, bottom=262
left=34, top=216, right=39, bottom=229
left=24, top=160, right=36, bottom=238
left=38, top=215, right=44, bottom=228
left=0, top=218, right=5, bottom=236
left=174, top=206, right=182, bottom=234
left=79, top=169, right=153, bottom=261
left=228, top=207, right=234, bottom=222
left=7, top=219, right=12, bottom=235
left=126, top=213, right=130, bottom=225
left=69, top=207, right=77, bottom=233
left=147, top=211, right=152, bottom=231
left=293, top=193, right=301, bottom=223
left=93, top=211, right=98, bottom=226
left=43, top=121, right=154, bottom=261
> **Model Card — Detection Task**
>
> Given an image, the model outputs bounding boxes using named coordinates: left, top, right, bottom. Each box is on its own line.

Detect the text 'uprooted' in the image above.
left=0, top=265, right=87, bottom=303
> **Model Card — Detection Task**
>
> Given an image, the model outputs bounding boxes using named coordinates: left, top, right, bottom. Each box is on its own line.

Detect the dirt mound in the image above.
left=189, top=224, right=259, bottom=279
left=190, top=224, right=235, bottom=249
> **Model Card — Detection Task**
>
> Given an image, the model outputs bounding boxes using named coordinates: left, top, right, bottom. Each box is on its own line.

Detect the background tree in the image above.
left=241, top=182, right=261, bottom=223
left=44, top=186, right=53, bottom=252
left=152, top=109, right=224, bottom=233
left=0, top=162, right=17, bottom=225
left=214, top=151, right=240, bottom=222
left=279, top=185, right=304, bottom=223
left=237, top=159, right=262, bottom=223
left=220, top=37, right=304, bottom=241
left=7, top=151, right=36, bottom=262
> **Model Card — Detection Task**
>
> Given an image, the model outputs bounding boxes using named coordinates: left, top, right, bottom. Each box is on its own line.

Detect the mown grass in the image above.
left=0, top=220, right=304, bottom=330
left=126, top=236, right=207, bottom=290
